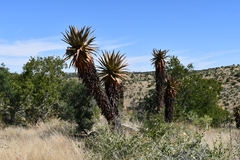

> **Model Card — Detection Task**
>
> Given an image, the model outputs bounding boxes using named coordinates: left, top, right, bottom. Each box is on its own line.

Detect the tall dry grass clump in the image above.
left=0, top=119, right=91, bottom=160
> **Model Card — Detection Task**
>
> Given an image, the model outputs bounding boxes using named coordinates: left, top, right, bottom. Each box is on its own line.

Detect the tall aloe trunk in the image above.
left=155, top=67, right=166, bottom=111
left=104, top=81, right=122, bottom=133
left=105, top=82, right=120, bottom=116
left=119, top=82, right=124, bottom=109
left=78, top=62, right=121, bottom=128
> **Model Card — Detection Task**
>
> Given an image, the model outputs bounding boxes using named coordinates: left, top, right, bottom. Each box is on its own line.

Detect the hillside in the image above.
left=123, top=64, right=240, bottom=112
left=66, top=64, right=240, bottom=112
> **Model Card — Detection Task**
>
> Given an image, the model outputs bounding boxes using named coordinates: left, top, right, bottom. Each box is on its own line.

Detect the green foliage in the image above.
left=140, top=112, right=171, bottom=140
left=135, top=89, right=158, bottom=121
left=137, top=56, right=230, bottom=127
left=0, top=56, right=100, bottom=130
left=0, top=56, right=67, bottom=125
left=0, top=64, right=22, bottom=125
left=187, top=112, right=213, bottom=129
left=85, top=116, right=240, bottom=159
left=175, top=73, right=230, bottom=127
left=166, top=55, right=193, bottom=80
left=206, top=105, right=230, bottom=127
left=59, top=79, right=99, bottom=132
left=20, top=56, right=66, bottom=124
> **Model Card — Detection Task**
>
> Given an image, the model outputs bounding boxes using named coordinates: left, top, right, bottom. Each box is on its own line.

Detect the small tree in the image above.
left=175, top=70, right=230, bottom=126
left=21, top=56, right=66, bottom=124
left=166, top=55, right=193, bottom=80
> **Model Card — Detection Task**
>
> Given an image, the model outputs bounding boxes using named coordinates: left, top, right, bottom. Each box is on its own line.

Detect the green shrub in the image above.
left=140, top=112, right=170, bottom=140
left=84, top=115, right=240, bottom=159
left=59, top=79, right=98, bottom=133
left=207, top=106, right=231, bottom=127
left=194, top=115, right=213, bottom=129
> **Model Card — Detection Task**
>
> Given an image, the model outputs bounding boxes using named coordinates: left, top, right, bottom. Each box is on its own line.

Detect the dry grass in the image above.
left=202, top=127, right=240, bottom=149
left=0, top=119, right=90, bottom=160
left=179, top=123, right=240, bottom=149
left=0, top=118, right=239, bottom=160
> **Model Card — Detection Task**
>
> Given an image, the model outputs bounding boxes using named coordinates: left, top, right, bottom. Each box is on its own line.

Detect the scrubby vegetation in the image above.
left=85, top=115, right=240, bottom=159
left=1, top=118, right=240, bottom=159
left=1, top=25, right=240, bottom=159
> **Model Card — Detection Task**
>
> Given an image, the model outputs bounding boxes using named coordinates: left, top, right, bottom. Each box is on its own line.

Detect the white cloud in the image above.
left=177, top=49, right=240, bottom=70
left=96, top=38, right=136, bottom=51
left=0, top=36, right=137, bottom=72
left=0, top=37, right=65, bottom=57
left=2, top=35, right=239, bottom=73
left=196, top=61, right=220, bottom=69
left=128, top=55, right=152, bottom=64
left=127, top=55, right=153, bottom=72
left=0, top=37, right=66, bottom=73
left=0, top=57, right=27, bottom=73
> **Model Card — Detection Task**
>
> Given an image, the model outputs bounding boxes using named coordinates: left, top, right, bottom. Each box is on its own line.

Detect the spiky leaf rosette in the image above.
left=97, top=50, right=128, bottom=85
left=97, top=50, right=128, bottom=116
left=151, top=49, right=169, bottom=72
left=62, top=26, right=98, bottom=75
left=165, top=76, right=179, bottom=97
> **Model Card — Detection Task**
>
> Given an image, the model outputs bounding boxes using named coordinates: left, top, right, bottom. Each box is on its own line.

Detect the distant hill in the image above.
left=65, top=64, right=240, bottom=112
left=123, top=64, right=240, bottom=112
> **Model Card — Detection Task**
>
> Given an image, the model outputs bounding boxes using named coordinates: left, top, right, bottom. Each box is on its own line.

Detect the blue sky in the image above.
left=1, top=0, right=240, bottom=73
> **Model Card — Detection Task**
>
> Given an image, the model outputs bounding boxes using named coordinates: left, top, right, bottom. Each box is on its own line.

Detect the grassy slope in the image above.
left=123, top=64, right=240, bottom=112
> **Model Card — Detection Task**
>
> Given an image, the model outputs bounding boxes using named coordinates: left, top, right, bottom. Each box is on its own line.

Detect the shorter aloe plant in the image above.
left=97, top=50, right=128, bottom=131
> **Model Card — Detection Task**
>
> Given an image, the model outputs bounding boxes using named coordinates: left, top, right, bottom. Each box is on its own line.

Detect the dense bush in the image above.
left=0, top=64, right=21, bottom=125
left=0, top=57, right=100, bottom=132
left=0, top=57, right=67, bottom=125
left=58, top=79, right=99, bottom=133
left=174, top=74, right=230, bottom=127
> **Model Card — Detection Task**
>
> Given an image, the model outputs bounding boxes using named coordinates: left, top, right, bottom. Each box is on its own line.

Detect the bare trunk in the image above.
left=105, top=82, right=120, bottom=114
left=155, top=68, right=166, bottom=111
left=78, top=63, right=121, bottom=129
left=105, top=82, right=122, bottom=132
